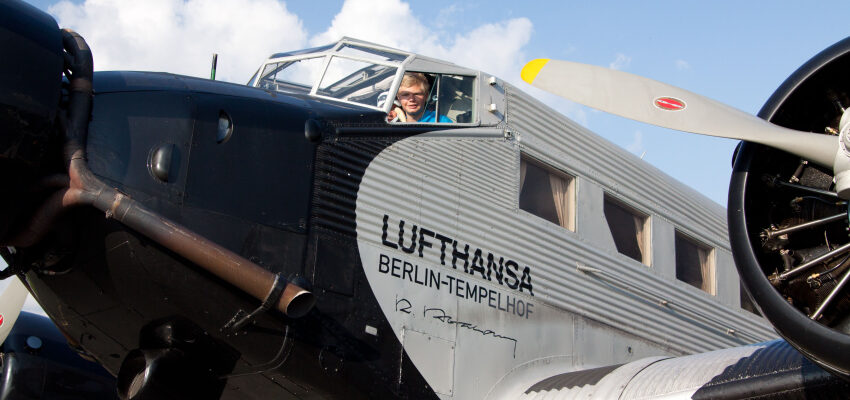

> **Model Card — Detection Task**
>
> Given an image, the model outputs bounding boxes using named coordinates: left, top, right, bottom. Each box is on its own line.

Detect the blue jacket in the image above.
left=419, top=110, right=453, bottom=123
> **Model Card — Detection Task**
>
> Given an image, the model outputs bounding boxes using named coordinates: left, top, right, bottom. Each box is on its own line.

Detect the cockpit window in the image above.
left=318, top=56, right=398, bottom=107
left=388, top=72, right=475, bottom=124
left=259, top=57, right=325, bottom=94
left=253, top=39, right=477, bottom=121
left=438, top=75, right=475, bottom=123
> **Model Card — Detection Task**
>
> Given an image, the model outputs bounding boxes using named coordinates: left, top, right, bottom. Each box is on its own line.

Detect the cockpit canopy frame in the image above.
left=250, top=37, right=485, bottom=125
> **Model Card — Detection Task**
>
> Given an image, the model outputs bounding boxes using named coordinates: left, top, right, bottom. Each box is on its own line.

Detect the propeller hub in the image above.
left=834, top=109, right=850, bottom=199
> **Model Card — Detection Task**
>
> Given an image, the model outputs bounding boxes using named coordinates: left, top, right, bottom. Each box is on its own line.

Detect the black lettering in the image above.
left=466, top=282, right=477, bottom=300
left=478, top=286, right=487, bottom=303
left=402, top=261, right=414, bottom=282
left=429, top=270, right=441, bottom=289
left=506, top=295, right=516, bottom=314
left=398, top=220, right=418, bottom=254
left=470, top=249, right=488, bottom=279
left=504, top=260, right=520, bottom=289
left=418, top=228, right=434, bottom=258
left=456, top=277, right=465, bottom=298
left=381, top=215, right=399, bottom=249
left=519, top=266, right=534, bottom=296
left=391, top=257, right=401, bottom=278
left=517, top=300, right=526, bottom=317
left=445, top=275, right=456, bottom=294
left=396, top=298, right=411, bottom=313
left=486, top=254, right=504, bottom=284
left=379, top=254, right=390, bottom=273
left=452, top=241, right=470, bottom=273
left=414, top=263, right=424, bottom=285
left=435, top=233, right=452, bottom=265
left=526, top=302, right=534, bottom=319
left=498, top=291, right=506, bottom=311
left=488, top=289, right=497, bottom=309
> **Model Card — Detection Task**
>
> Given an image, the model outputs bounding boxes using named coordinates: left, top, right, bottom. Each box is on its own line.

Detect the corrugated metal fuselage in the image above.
left=12, top=69, right=776, bottom=399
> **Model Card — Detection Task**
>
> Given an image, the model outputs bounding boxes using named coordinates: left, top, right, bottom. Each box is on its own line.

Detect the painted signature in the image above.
left=394, top=296, right=517, bottom=357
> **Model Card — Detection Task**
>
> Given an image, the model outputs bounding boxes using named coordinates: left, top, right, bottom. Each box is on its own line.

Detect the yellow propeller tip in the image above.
left=521, top=59, right=550, bottom=84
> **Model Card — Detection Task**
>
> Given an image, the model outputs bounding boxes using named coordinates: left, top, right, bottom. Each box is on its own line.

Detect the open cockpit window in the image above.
left=388, top=72, right=475, bottom=124
left=603, top=195, right=650, bottom=265
left=675, top=231, right=715, bottom=295
left=519, top=155, right=575, bottom=231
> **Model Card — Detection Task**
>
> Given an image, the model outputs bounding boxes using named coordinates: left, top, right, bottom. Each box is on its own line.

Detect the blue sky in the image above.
left=26, top=0, right=850, bottom=206
left=6, top=0, right=850, bottom=312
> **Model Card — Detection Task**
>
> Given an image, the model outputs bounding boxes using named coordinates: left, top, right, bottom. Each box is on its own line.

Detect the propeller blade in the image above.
left=521, top=59, right=838, bottom=168
left=0, top=277, right=28, bottom=346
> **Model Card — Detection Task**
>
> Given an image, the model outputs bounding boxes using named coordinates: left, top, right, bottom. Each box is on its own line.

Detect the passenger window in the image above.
left=389, top=72, right=475, bottom=123
left=675, top=231, right=714, bottom=294
left=603, top=195, right=650, bottom=265
left=519, top=155, right=575, bottom=231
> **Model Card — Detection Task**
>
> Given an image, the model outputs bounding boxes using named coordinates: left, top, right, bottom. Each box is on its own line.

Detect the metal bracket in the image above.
left=222, top=273, right=287, bottom=334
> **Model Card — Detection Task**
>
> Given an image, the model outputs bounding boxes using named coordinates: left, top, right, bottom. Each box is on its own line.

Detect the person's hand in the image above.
left=387, top=106, right=405, bottom=122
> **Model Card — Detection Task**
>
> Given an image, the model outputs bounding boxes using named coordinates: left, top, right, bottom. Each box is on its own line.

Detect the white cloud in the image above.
left=49, top=0, right=308, bottom=83
left=310, top=0, right=428, bottom=49
left=675, top=59, right=690, bottom=70
left=47, top=0, right=533, bottom=87
left=311, top=0, right=533, bottom=82
left=609, top=53, right=631, bottom=70
left=435, top=4, right=463, bottom=30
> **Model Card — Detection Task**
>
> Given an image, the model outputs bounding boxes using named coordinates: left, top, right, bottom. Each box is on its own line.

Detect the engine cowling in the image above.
left=0, top=0, right=64, bottom=242
left=730, top=36, right=850, bottom=379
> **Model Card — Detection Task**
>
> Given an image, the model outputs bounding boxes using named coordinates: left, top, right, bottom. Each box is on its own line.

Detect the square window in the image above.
left=519, top=155, right=575, bottom=231
left=603, top=195, right=650, bottom=265
left=675, top=231, right=715, bottom=294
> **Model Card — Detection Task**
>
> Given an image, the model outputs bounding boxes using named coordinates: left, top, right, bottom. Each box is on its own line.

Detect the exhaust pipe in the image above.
left=4, top=23, right=314, bottom=319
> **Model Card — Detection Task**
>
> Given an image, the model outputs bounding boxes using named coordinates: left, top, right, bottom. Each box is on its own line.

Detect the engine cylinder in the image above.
left=729, top=36, right=850, bottom=379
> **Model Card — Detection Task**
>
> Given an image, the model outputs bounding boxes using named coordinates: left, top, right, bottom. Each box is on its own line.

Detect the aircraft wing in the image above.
left=511, top=340, right=849, bottom=399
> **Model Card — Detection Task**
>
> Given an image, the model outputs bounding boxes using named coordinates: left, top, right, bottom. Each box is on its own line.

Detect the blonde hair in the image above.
left=400, top=72, right=430, bottom=93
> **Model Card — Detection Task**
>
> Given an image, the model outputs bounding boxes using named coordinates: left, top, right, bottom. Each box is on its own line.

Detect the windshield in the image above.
left=256, top=43, right=406, bottom=109
left=317, top=57, right=397, bottom=107
left=258, top=57, right=325, bottom=94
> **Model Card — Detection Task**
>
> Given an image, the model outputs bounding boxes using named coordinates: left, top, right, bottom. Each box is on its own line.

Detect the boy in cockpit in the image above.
left=388, top=72, right=452, bottom=123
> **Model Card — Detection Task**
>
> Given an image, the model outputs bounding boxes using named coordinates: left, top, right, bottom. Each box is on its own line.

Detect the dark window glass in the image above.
left=520, top=156, right=574, bottom=230
left=603, top=195, right=648, bottom=264
left=675, top=231, right=714, bottom=294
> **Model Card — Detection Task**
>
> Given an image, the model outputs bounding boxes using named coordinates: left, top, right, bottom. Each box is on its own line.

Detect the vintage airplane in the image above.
left=2, top=0, right=850, bottom=398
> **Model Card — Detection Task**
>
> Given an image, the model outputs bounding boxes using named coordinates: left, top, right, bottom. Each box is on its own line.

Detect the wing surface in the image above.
left=510, top=340, right=848, bottom=399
